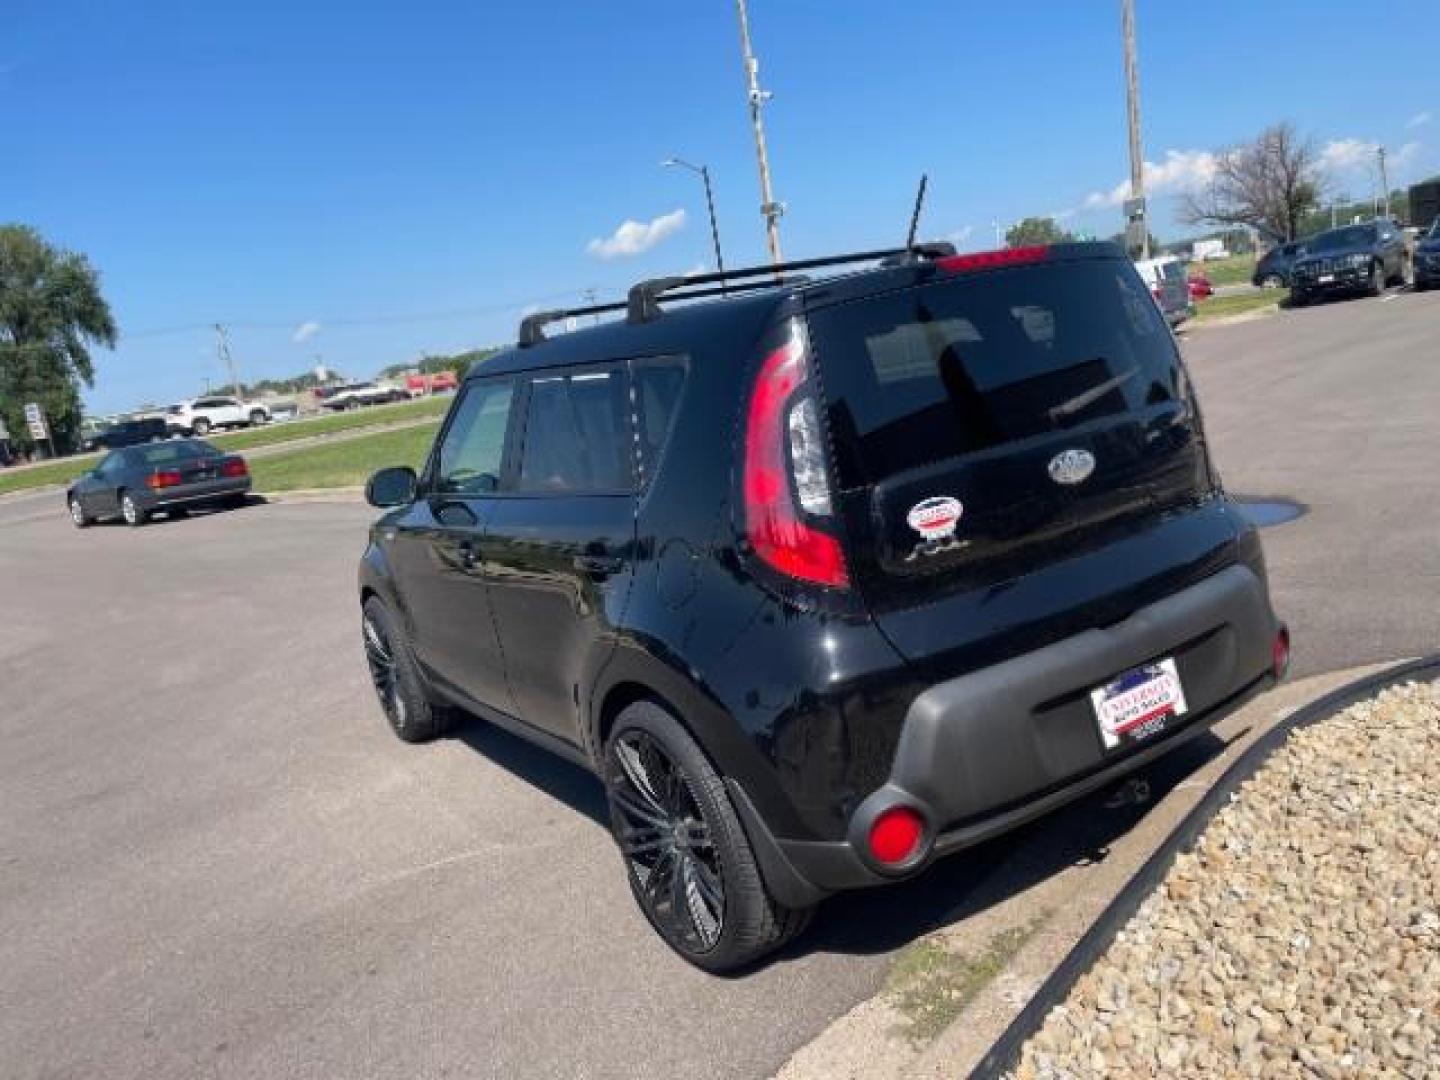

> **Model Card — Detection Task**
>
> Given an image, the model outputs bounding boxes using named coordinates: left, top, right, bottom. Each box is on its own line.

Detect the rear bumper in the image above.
left=1292, top=267, right=1371, bottom=293
left=733, top=564, right=1281, bottom=906
left=136, top=477, right=251, bottom=509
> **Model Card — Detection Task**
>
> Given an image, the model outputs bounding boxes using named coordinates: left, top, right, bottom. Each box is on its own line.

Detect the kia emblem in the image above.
left=1048, top=448, right=1096, bottom=486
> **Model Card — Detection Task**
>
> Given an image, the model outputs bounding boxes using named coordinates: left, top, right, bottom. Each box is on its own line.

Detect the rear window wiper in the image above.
left=1047, top=365, right=1138, bottom=425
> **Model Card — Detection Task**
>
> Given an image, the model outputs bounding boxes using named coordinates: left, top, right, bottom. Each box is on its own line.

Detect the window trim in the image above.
left=630, top=353, right=690, bottom=494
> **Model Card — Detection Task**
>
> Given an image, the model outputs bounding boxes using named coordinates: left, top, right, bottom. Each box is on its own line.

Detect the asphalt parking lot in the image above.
left=1, top=286, right=1436, bottom=1080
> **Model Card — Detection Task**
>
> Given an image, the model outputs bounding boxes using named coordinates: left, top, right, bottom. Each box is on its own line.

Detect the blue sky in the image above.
left=4, top=1, right=1436, bottom=414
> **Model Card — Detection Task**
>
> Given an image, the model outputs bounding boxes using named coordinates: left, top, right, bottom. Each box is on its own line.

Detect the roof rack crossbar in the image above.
left=626, top=241, right=956, bottom=324
left=518, top=300, right=630, bottom=347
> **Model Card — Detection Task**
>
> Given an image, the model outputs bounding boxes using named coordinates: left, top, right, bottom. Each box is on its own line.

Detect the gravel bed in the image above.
left=1012, top=680, right=1440, bottom=1079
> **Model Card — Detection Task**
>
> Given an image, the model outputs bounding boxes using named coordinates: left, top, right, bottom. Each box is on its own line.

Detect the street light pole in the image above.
left=1120, top=0, right=1149, bottom=260
left=735, top=0, right=783, bottom=264
left=1377, top=145, right=1391, bottom=219
left=663, top=158, right=725, bottom=275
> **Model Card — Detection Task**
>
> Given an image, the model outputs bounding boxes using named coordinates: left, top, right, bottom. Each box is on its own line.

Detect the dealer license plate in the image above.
left=1090, top=658, right=1188, bottom=751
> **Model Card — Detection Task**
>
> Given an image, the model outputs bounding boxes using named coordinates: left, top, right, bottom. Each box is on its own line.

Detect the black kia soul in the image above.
left=358, top=241, right=1288, bottom=971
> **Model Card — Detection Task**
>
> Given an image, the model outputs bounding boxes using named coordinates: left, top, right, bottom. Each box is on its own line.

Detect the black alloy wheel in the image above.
left=360, top=597, right=448, bottom=742
left=603, top=701, right=811, bottom=971
left=608, top=728, right=726, bottom=955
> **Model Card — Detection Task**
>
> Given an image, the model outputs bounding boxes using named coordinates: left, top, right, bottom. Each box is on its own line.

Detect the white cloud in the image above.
left=1048, top=208, right=1077, bottom=223
left=291, top=320, right=321, bottom=344
left=1319, top=137, right=1378, bottom=173
left=1394, top=140, right=1423, bottom=168
left=946, top=225, right=974, bottom=246
left=1081, top=148, right=1218, bottom=210
left=586, top=208, right=687, bottom=259
left=1407, top=111, right=1432, bottom=129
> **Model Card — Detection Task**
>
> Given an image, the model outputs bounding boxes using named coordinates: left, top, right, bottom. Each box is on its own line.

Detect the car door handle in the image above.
left=574, top=554, right=624, bottom=577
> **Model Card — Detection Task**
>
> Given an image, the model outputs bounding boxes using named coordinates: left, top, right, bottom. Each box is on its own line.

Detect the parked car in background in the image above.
left=1191, top=239, right=1229, bottom=261
left=404, top=371, right=460, bottom=396
left=1187, top=271, right=1214, bottom=300
left=1252, top=242, right=1300, bottom=288
left=318, top=382, right=408, bottom=410
left=66, top=439, right=251, bottom=527
left=266, top=399, right=299, bottom=422
left=1413, top=216, right=1440, bottom=291
left=167, top=395, right=271, bottom=436
left=357, top=239, right=1287, bottom=971
left=1289, top=219, right=1407, bottom=306
left=79, top=416, right=169, bottom=452
left=1134, top=255, right=1194, bottom=327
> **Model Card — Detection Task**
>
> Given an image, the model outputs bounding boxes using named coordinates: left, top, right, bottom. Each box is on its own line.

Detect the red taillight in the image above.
left=868, top=806, right=926, bottom=866
left=936, top=245, right=1049, bottom=274
left=221, top=457, right=248, bottom=478
left=147, top=470, right=182, bottom=490
left=742, top=322, right=847, bottom=588
left=1272, top=625, right=1291, bottom=679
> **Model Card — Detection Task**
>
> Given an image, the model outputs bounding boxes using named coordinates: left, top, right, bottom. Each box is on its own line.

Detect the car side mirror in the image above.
left=366, top=465, right=418, bottom=508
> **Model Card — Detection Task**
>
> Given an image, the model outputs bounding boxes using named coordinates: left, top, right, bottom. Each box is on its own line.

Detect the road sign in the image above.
left=24, top=402, right=49, bottom=442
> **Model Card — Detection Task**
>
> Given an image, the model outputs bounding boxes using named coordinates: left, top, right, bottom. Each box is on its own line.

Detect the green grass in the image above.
left=886, top=917, right=1047, bottom=1045
left=1192, top=291, right=1280, bottom=323
left=1191, top=254, right=1256, bottom=287
left=0, top=455, right=98, bottom=497
left=207, top=395, right=450, bottom=451
left=248, top=421, right=439, bottom=492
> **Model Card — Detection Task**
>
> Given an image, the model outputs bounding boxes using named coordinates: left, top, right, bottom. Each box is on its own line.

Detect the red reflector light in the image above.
left=1272, top=625, right=1291, bottom=679
left=221, top=457, right=248, bottom=478
left=147, top=470, right=182, bottom=490
left=742, top=325, right=848, bottom=588
left=868, top=806, right=926, bottom=866
left=936, top=245, right=1049, bottom=274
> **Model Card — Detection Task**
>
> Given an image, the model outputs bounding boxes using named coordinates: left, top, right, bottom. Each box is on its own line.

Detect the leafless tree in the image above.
left=1181, top=123, right=1326, bottom=242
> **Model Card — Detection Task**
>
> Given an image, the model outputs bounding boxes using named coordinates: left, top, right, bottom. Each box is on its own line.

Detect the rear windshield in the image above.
left=809, top=259, right=1180, bottom=487
left=1306, top=225, right=1375, bottom=252
left=132, top=441, right=219, bottom=465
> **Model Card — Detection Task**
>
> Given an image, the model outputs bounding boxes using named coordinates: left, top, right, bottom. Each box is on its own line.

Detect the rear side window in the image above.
left=632, top=356, right=687, bottom=485
left=516, top=367, right=631, bottom=493
left=809, top=260, right=1180, bottom=487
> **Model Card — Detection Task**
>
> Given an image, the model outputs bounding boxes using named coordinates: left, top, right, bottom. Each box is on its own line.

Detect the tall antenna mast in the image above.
left=735, top=0, right=783, bottom=265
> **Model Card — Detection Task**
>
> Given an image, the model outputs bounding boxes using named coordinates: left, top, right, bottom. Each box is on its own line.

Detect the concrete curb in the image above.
left=966, top=655, right=1440, bottom=1079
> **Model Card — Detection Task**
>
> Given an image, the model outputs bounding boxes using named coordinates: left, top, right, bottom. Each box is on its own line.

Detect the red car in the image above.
left=1188, top=272, right=1214, bottom=299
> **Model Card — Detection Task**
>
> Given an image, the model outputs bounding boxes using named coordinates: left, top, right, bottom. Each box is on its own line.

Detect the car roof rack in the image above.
left=518, top=300, right=630, bottom=347
left=625, top=241, right=956, bottom=324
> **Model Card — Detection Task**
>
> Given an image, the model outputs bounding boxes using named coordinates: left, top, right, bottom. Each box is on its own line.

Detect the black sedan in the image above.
left=1414, top=217, right=1440, bottom=291
left=67, top=439, right=252, bottom=527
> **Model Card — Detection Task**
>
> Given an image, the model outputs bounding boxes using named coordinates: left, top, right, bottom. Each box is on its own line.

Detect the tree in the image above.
left=0, top=225, right=117, bottom=454
left=1180, top=122, right=1325, bottom=242
left=1006, top=217, right=1073, bottom=247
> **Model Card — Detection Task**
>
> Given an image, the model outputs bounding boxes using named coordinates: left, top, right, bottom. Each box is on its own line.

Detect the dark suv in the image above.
left=1289, top=219, right=1407, bottom=304
left=358, top=242, right=1288, bottom=971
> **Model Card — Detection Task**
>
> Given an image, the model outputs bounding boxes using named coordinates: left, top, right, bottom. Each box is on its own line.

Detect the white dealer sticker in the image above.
left=905, top=496, right=964, bottom=560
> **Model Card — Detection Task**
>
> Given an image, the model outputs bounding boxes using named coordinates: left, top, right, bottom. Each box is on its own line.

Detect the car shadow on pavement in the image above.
left=443, top=705, right=1247, bottom=972
left=448, top=713, right=611, bottom=828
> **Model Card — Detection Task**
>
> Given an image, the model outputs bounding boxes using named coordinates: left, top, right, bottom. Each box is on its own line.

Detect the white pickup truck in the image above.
left=317, top=382, right=409, bottom=411
left=167, top=396, right=271, bottom=436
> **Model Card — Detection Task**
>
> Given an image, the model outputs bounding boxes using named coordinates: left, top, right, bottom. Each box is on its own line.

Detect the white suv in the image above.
left=167, top=396, right=271, bottom=436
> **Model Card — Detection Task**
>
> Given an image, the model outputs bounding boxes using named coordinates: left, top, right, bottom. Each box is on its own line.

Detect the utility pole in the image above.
left=1377, top=146, right=1391, bottom=219
left=735, top=0, right=783, bottom=264
left=214, top=323, right=240, bottom=398
left=1120, top=0, right=1149, bottom=260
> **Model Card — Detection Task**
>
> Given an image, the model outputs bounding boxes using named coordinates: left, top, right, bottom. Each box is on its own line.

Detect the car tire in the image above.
left=192, top=418, right=211, bottom=436
left=1289, top=288, right=1308, bottom=308
left=1261, top=273, right=1284, bottom=289
left=603, top=700, right=813, bottom=973
left=119, top=490, right=147, bottom=527
left=361, top=597, right=453, bottom=743
left=249, top=410, right=267, bottom=426
left=223, top=493, right=247, bottom=510
left=68, top=497, right=91, bottom=528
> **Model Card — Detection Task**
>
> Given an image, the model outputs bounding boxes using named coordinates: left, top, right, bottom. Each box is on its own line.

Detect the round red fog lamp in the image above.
left=868, top=806, right=927, bottom=866
left=1272, top=625, right=1291, bottom=679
